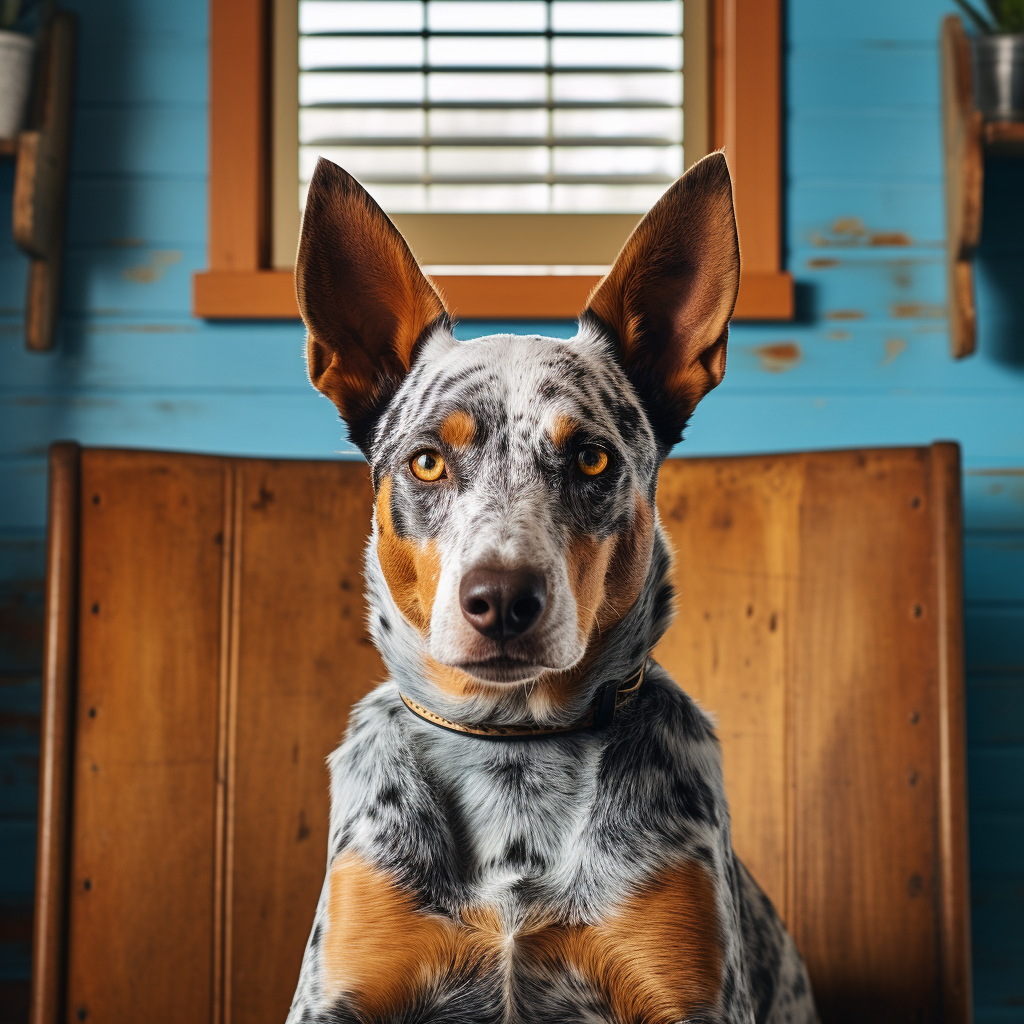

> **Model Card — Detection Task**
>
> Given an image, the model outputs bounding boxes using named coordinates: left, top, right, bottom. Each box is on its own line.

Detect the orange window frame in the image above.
left=192, top=0, right=791, bottom=320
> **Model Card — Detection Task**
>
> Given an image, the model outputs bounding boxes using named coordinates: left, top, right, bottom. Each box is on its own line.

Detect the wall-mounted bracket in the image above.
left=941, top=15, right=1024, bottom=359
left=3, top=11, right=76, bottom=352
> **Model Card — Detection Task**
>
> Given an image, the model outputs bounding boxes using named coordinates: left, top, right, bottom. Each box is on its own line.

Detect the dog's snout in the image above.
left=459, top=566, right=547, bottom=639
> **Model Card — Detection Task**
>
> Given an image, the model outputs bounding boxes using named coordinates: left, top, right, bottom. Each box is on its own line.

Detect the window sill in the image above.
left=192, top=269, right=793, bottom=321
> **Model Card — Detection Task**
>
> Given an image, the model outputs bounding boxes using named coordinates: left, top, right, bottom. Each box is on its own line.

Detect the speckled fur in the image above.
left=286, top=156, right=818, bottom=1024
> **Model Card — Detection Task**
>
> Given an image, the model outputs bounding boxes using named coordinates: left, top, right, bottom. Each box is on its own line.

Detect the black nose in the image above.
left=459, top=566, right=547, bottom=639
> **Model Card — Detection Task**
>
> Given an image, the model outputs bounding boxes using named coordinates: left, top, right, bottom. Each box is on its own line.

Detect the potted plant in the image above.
left=0, top=0, right=34, bottom=141
left=955, top=0, right=1024, bottom=119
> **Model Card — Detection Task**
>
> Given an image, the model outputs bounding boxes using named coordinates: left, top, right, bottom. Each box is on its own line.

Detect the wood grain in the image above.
left=12, top=13, right=77, bottom=352
left=197, top=0, right=789, bottom=320
left=30, top=443, right=81, bottom=1024
left=193, top=269, right=793, bottom=320
left=940, top=15, right=982, bottom=360
left=655, top=445, right=971, bottom=1023
left=227, top=460, right=383, bottom=1024
left=66, top=450, right=227, bottom=1023
left=209, top=0, right=268, bottom=270
left=39, top=446, right=970, bottom=1023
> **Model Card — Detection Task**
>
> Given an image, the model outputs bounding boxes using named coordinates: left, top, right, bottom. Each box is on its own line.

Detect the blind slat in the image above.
left=298, top=0, right=684, bottom=214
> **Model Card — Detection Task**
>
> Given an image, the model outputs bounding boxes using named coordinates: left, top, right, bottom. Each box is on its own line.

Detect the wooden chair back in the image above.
left=31, top=443, right=971, bottom=1024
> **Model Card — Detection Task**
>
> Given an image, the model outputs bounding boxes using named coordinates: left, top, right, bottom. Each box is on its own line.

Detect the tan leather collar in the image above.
left=399, top=661, right=647, bottom=740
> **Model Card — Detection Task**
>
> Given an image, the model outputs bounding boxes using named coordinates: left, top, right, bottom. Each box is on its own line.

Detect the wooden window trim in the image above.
left=193, top=0, right=791, bottom=320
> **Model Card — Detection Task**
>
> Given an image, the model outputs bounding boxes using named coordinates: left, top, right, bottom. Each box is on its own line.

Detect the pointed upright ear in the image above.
left=295, top=158, right=449, bottom=449
left=581, top=151, right=740, bottom=450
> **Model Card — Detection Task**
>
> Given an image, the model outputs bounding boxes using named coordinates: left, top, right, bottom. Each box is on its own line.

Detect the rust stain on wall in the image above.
left=827, top=330, right=852, bottom=341
left=825, top=310, right=865, bottom=321
left=806, top=257, right=840, bottom=269
left=882, top=339, right=907, bottom=365
left=810, top=217, right=918, bottom=249
left=869, top=232, right=912, bottom=247
left=122, top=249, right=183, bottom=284
left=892, top=303, right=945, bottom=319
left=752, top=342, right=802, bottom=373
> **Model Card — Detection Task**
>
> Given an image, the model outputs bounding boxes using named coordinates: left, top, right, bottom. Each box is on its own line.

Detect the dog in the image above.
left=285, top=153, right=818, bottom=1024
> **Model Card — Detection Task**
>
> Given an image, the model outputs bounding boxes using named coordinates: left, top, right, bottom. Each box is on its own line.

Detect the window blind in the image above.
left=297, top=0, right=686, bottom=214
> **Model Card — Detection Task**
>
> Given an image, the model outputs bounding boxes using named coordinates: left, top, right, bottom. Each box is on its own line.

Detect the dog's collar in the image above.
left=398, top=661, right=647, bottom=740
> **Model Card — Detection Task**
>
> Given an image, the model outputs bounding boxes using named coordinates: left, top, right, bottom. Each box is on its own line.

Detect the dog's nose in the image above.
left=459, top=566, right=547, bottom=639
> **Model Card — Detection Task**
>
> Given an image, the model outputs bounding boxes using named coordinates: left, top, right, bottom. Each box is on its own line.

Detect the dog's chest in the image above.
left=429, top=737, right=607, bottom=907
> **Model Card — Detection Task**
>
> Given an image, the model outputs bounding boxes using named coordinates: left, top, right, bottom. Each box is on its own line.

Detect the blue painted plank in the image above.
left=0, top=580, right=43, bottom=676
left=67, top=179, right=206, bottom=247
left=964, top=474, right=1024, bottom=532
left=789, top=48, right=939, bottom=108
left=0, top=821, right=35, bottom=902
left=0, top=743, right=40, bottom=818
left=789, top=182, right=944, bottom=250
left=4, top=318, right=1024, bottom=396
left=61, top=246, right=204, bottom=316
left=966, top=534, right=1024, bottom=604
left=781, top=248, right=946, bottom=324
left=966, top=609, right=1024, bottom=672
left=972, top=877, right=1024, bottom=1014
left=71, top=109, right=206, bottom=178
left=968, top=675, right=1024, bottom=747
left=63, top=0, right=207, bottom=40
left=0, top=462, right=47, bottom=532
left=0, top=392, right=355, bottom=461
left=970, top=812, right=1024, bottom=876
left=76, top=31, right=206, bottom=106
left=979, top=160, right=1024, bottom=256
left=0, top=322, right=310, bottom=392
left=789, top=110, right=941, bottom=181
left=681, top=393, right=1024, bottom=466
left=969, top=749, right=1024, bottom=811
left=0, top=536, right=45, bottom=582
left=3, top=386, right=1023, bottom=472
left=0, top=260, right=28, bottom=315
left=2, top=390, right=1023, bottom=466
left=789, top=0, right=958, bottom=45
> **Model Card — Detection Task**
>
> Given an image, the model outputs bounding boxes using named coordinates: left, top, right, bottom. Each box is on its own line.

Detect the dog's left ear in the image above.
left=581, top=152, right=740, bottom=451
left=296, top=158, right=449, bottom=450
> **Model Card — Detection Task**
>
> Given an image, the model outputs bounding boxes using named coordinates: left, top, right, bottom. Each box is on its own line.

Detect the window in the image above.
left=194, top=0, right=789, bottom=319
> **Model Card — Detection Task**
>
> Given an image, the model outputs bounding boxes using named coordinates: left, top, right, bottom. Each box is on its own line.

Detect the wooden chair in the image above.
left=30, top=442, right=972, bottom=1024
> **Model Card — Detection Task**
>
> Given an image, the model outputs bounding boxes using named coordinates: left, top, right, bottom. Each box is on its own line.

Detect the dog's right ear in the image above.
left=296, top=158, right=449, bottom=449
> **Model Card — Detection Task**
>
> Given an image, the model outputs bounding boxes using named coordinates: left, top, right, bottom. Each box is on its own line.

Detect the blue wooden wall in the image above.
left=1, top=0, right=1022, bottom=1018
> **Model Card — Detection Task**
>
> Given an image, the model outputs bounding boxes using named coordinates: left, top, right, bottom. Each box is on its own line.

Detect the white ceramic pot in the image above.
left=0, top=29, right=34, bottom=140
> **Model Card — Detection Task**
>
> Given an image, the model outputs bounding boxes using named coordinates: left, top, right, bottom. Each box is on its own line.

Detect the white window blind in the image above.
left=297, top=0, right=686, bottom=214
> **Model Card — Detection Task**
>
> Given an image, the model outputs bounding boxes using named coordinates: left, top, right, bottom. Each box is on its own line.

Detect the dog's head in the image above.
left=297, top=155, right=739, bottom=720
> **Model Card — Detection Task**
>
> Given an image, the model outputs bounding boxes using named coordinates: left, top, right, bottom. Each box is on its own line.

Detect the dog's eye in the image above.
left=577, top=448, right=609, bottom=477
left=410, top=450, right=446, bottom=482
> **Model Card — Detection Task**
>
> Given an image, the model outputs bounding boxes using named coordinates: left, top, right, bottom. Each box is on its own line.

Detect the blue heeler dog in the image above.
left=285, top=153, right=818, bottom=1024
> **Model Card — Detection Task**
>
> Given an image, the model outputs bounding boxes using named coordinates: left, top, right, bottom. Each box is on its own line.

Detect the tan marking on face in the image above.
left=323, top=852, right=504, bottom=1016
left=549, top=413, right=580, bottom=450
left=438, top=409, right=476, bottom=448
left=424, top=655, right=488, bottom=699
left=533, top=494, right=654, bottom=712
left=596, top=493, right=655, bottom=631
left=520, top=860, right=723, bottom=1024
left=375, top=476, right=442, bottom=633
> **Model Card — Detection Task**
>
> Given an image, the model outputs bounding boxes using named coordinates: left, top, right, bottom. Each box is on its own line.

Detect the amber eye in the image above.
left=410, top=450, right=446, bottom=482
left=577, top=447, right=609, bottom=477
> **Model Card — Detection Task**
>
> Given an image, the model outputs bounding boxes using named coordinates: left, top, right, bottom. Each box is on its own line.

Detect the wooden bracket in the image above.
left=941, top=15, right=1024, bottom=359
left=10, top=12, right=76, bottom=352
